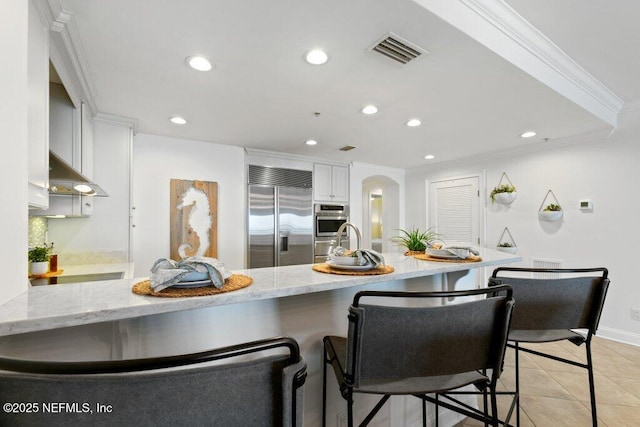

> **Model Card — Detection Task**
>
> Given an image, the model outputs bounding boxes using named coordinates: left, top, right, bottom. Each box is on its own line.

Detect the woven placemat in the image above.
left=29, top=269, right=64, bottom=279
left=412, top=254, right=482, bottom=263
left=312, top=263, right=394, bottom=276
left=403, top=251, right=424, bottom=256
left=132, top=274, right=253, bottom=297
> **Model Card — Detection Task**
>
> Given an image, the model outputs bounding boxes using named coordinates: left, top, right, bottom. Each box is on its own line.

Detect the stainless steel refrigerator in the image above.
left=248, top=166, right=313, bottom=268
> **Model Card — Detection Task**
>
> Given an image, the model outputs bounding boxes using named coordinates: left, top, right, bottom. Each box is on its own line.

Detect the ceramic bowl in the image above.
left=329, top=255, right=360, bottom=266
left=179, top=271, right=209, bottom=282
left=539, top=210, right=563, bottom=222
left=426, top=248, right=470, bottom=259
left=494, top=192, right=517, bottom=204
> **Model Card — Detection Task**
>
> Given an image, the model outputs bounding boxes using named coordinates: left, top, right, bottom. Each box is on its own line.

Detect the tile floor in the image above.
left=456, top=336, right=640, bottom=426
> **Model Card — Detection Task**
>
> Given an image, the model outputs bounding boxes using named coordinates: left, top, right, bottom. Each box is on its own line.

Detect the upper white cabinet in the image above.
left=313, top=163, right=349, bottom=203
left=49, top=82, right=77, bottom=165
left=27, top=0, right=49, bottom=209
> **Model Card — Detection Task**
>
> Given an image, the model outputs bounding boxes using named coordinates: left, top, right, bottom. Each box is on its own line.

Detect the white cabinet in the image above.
left=313, top=163, right=349, bottom=202
left=331, top=165, right=349, bottom=201
left=27, top=0, right=49, bottom=209
left=79, top=102, right=94, bottom=215
left=49, top=82, right=77, bottom=164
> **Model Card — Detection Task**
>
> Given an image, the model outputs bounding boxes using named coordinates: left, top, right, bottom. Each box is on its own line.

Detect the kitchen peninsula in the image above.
left=0, top=249, right=519, bottom=426
left=1, top=250, right=518, bottom=336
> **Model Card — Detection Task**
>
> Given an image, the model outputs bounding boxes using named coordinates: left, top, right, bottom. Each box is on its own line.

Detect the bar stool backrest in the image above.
left=489, top=268, right=609, bottom=333
left=345, top=287, right=514, bottom=388
left=0, top=336, right=307, bottom=427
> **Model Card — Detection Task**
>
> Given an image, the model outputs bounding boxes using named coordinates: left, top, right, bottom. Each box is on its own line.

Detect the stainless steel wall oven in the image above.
left=313, top=204, right=349, bottom=263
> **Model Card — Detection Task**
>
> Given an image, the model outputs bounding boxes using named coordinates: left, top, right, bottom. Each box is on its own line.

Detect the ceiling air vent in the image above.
left=370, top=32, right=428, bottom=65
left=339, top=145, right=357, bottom=152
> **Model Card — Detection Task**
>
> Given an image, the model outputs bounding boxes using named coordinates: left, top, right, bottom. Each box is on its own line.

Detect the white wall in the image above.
left=405, top=110, right=640, bottom=345
left=132, top=134, right=245, bottom=276
left=0, top=1, right=29, bottom=304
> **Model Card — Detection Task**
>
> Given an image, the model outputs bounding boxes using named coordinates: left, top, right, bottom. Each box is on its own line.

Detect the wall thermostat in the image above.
left=579, top=199, right=593, bottom=211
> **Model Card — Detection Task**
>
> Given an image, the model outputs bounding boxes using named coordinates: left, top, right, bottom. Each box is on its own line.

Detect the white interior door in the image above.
left=429, top=176, right=480, bottom=245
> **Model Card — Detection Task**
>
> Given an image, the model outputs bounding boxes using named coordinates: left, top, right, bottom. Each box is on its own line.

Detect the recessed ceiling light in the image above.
left=361, top=105, right=378, bottom=115
left=170, top=116, right=187, bottom=125
left=424, top=154, right=435, bottom=160
left=520, top=131, right=537, bottom=138
left=305, top=49, right=328, bottom=65
left=406, top=119, right=421, bottom=127
left=186, top=56, right=212, bottom=71
left=305, top=139, right=318, bottom=146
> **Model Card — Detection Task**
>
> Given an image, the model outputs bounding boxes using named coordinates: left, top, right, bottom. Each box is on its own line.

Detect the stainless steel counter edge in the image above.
left=0, top=250, right=520, bottom=336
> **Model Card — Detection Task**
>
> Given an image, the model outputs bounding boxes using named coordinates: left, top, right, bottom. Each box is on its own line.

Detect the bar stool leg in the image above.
left=586, top=340, right=598, bottom=426
left=483, top=369, right=489, bottom=427
left=322, top=347, right=328, bottom=427
left=490, top=383, right=499, bottom=427
left=515, top=343, right=521, bottom=427
left=347, top=389, right=354, bottom=427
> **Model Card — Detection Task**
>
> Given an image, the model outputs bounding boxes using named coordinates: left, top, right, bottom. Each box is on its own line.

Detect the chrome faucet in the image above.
left=336, top=222, right=361, bottom=250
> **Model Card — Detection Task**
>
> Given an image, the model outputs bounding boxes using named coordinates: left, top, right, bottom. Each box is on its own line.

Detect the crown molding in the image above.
left=414, top=0, right=623, bottom=127
left=39, top=0, right=98, bottom=117
left=94, top=113, right=138, bottom=134
left=405, top=127, right=613, bottom=175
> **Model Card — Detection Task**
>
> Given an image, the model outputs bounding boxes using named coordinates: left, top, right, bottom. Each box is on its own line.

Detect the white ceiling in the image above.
left=505, top=0, right=640, bottom=102
left=59, top=0, right=631, bottom=169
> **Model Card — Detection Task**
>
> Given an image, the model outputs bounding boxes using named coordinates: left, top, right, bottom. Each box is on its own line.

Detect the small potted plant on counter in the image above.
left=392, top=227, right=443, bottom=255
left=28, top=245, right=51, bottom=276
left=490, top=184, right=517, bottom=205
left=539, top=203, right=563, bottom=222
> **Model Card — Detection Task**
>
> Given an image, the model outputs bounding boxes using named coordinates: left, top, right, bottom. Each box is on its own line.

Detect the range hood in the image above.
left=49, top=151, right=108, bottom=197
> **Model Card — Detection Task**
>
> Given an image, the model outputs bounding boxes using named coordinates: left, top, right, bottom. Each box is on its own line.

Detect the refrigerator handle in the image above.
left=280, top=233, right=289, bottom=252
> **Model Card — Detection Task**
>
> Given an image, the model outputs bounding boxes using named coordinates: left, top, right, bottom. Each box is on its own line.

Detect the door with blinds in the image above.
left=429, top=176, right=480, bottom=245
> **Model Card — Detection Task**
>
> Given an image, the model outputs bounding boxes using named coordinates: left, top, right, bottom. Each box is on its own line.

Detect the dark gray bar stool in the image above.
left=489, top=267, right=610, bottom=427
left=0, top=336, right=307, bottom=426
left=322, top=286, right=515, bottom=427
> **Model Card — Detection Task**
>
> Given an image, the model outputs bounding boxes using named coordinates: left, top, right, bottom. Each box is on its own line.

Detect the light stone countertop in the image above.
left=53, top=263, right=135, bottom=278
left=1, top=250, right=520, bottom=337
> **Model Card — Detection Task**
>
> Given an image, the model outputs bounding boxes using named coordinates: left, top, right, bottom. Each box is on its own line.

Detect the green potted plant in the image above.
left=496, top=242, right=517, bottom=254
left=490, top=184, right=517, bottom=204
left=28, top=245, right=51, bottom=275
left=496, top=227, right=518, bottom=253
left=539, top=203, right=563, bottom=222
left=392, top=227, right=443, bottom=255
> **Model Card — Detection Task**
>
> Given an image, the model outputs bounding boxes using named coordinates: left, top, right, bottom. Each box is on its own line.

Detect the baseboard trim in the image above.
left=597, top=326, right=640, bottom=347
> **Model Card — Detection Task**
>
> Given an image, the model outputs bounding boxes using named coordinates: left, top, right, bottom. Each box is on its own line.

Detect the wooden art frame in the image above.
left=170, top=179, right=218, bottom=260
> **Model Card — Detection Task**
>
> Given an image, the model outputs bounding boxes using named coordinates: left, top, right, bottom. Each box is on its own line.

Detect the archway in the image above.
left=361, top=175, right=400, bottom=253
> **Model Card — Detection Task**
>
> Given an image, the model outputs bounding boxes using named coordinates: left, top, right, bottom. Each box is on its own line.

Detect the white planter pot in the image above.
left=539, top=210, right=563, bottom=222
left=30, top=261, right=49, bottom=276
left=494, top=192, right=517, bottom=204
left=496, top=246, right=518, bottom=254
